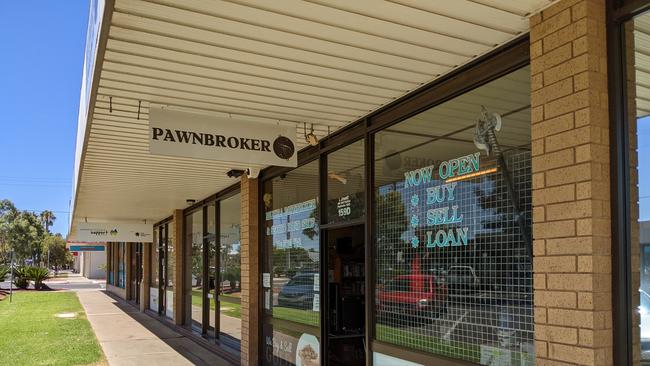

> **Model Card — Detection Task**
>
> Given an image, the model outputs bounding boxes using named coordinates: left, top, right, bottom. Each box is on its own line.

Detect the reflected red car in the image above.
left=377, top=274, right=448, bottom=322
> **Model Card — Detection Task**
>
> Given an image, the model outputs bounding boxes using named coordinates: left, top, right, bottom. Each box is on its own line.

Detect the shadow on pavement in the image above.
left=99, top=290, right=239, bottom=366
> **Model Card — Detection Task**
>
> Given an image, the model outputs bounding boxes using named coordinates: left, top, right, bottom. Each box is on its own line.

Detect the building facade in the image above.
left=70, top=0, right=650, bottom=365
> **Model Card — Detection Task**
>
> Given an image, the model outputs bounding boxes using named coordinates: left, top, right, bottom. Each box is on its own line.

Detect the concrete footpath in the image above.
left=77, top=291, right=233, bottom=366
left=46, top=272, right=105, bottom=291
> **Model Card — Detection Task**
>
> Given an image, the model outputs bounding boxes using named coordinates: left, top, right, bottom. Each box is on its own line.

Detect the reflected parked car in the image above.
left=446, top=265, right=479, bottom=294
left=377, top=274, right=447, bottom=322
left=640, top=289, right=650, bottom=357
left=277, top=273, right=316, bottom=309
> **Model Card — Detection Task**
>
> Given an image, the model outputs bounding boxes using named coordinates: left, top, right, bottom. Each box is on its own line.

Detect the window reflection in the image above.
left=187, top=210, right=203, bottom=330
left=219, top=194, right=242, bottom=342
left=327, top=140, right=365, bottom=224
left=262, top=161, right=320, bottom=366
left=374, top=66, right=534, bottom=365
left=629, top=12, right=650, bottom=361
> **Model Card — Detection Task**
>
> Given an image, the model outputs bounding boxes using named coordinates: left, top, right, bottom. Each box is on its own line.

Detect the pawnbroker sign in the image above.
left=149, top=107, right=297, bottom=167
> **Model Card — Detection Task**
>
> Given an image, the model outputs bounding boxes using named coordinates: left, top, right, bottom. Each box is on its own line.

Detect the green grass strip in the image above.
left=0, top=291, right=105, bottom=366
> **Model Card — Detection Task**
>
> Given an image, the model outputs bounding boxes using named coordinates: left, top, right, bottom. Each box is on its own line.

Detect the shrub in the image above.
left=13, top=266, right=29, bottom=289
left=0, top=265, right=8, bottom=282
left=27, top=266, right=51, bottom=290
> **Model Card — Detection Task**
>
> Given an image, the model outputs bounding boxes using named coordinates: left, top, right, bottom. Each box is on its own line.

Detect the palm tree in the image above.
left=40, top=210, right=55, bottom=234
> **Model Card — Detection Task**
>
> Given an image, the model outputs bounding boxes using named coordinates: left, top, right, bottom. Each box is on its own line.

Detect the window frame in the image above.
left=258, top=34, right=531, bottom=366
left=181, top=184, right=242, bottom=350
left=606, top=1, right=650, bottom=365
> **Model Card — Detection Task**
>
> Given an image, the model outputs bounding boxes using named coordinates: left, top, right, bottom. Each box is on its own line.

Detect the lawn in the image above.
left=190, top=289, right=318, bottom=326
left=377, top=324, right=485, bottom=363
left=191, top=290, right=242, bottom=318
left=272, top=306, right=319, bottom=327
left=0, top=291, right=105, bottom=366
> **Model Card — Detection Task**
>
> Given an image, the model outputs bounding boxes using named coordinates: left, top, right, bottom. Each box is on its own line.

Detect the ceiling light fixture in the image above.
left=304, top=122, right=318, bottom=146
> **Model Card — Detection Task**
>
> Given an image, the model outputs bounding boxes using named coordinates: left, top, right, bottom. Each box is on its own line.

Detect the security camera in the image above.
left=227, top=169, right=246, bottom=178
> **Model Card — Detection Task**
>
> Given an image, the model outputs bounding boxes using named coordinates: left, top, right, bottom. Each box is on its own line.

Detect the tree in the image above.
left=41, top=234, right=71, bottom=272
left=0, top=199, right=45, bottom=264
left=39, top=210, right=56, bottom=234
left=10, top=211, right=45, bottom=263
left=0, top=200, right=19, bottom=263
left=375, top=190, right=408, bottom=282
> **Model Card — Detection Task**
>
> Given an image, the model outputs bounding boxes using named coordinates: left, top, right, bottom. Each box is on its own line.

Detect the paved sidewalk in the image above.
left=46, top=272, right=106, bottom=291
left=77, top=291, right=234, bottom=366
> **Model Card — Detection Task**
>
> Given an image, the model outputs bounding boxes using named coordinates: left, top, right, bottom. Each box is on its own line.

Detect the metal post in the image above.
left=9, top=251, right=14, bottom=303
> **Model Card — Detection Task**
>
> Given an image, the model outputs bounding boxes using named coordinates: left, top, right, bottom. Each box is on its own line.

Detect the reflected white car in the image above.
left=639, top=289, right=650, bottom=359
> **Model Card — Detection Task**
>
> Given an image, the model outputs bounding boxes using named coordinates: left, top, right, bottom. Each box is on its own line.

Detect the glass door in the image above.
left=129, top=243, right=142, bottom=303
left=186, top=209, right=205, bottom=333
left=149, top=226, right=161, bottom=313
left=217, top=193, right=242, bottom=344
left=183, top=193, right=242, bottom=346
left=324, top=140, right=367, bottom=366
left=262, top=161, right=321, bottom=366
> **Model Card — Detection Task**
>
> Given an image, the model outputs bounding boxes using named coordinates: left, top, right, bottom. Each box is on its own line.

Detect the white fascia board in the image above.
left=69, top=0, right=113, bottom=238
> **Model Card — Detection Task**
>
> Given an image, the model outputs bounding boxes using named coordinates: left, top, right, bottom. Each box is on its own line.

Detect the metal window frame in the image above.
left=257, top=34, right=531, bottom=366
left=151, top=219, right=171, bottom=317
left=606, top=1, right=650, bottom=365
left=213, top=190, right=246, bottom=352
left=162, top=223, right=168, bottom=316
left=177, top=185, right=242, bottom=349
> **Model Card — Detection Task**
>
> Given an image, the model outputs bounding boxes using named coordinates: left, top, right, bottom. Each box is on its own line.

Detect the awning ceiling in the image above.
left=70, top=0, right=555, bottom=239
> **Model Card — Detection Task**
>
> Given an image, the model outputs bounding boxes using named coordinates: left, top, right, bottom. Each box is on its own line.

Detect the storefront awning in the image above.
left=69, top=0, right=557, bottom=240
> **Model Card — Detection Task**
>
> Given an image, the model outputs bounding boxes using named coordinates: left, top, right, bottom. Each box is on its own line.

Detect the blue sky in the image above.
left=0, top=1, right=89, bottom=236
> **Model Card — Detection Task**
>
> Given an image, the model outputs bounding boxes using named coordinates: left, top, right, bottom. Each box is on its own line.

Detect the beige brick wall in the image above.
left=530, top=0, right=613, bottom=364
left=240, top=175, right=259, bottom=366
left=141, top=242, right=151, bottom=312
left=125, top=242, right=132, bottom=301
left=172, top=211, right=184, bottom=325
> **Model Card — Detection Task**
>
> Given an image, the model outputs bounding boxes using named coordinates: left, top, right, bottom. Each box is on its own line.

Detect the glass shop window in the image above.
left=151, top=227, right=159, bottom=288
left=117, top=242, right=125, bottom=289
left=186, top=209, right=204, bottom=330
left=107, top=244, right=113, bottom=285
left=626, top=11, right=650, bottom=363
left=165, top=221, right=175, bottom=319
left=219, top=194, right=242, bottom=342
left=327, top=139, right=365, bottom=224
left=373, top=66, right=534, bottom=365
left=262, top=160, right=321, bottom=366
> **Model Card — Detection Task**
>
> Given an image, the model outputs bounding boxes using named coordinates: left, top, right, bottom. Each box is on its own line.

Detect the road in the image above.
left=0, top=271, right=106, bottom=292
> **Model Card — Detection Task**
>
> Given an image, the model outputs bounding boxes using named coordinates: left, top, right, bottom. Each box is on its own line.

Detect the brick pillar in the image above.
left=141, top=242, right=151, bottom=312
left=240, top=175, right=259, bottom=366
left=125, top=243, right=132, bottom=300
left=172, top=210, right=184, bottom=325
left=530, top=0, right=613, bottom=364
